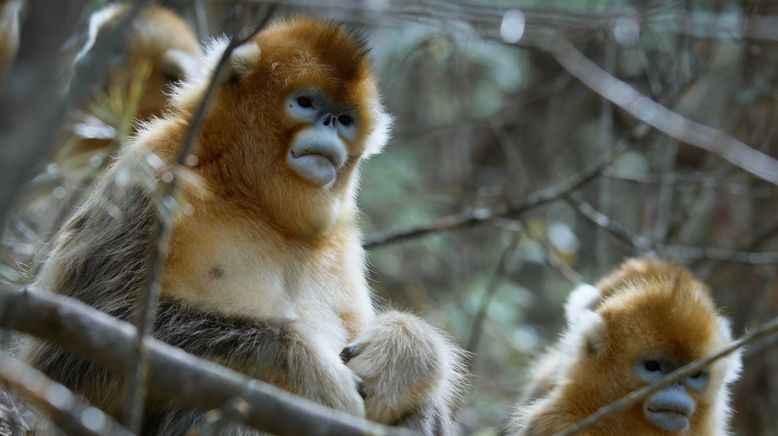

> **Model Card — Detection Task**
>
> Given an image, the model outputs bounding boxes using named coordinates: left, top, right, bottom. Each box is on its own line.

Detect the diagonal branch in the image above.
left=363, top=141, right=629, bottom=249
left=554, top=315, right=778, bottom=436
left=0, top=286, right=408, bottom=436
left=545, top=39, right=778, bottom=185
left=123, top=10, right=278, bottom=432
left=0, top=355, right=133, bottom=436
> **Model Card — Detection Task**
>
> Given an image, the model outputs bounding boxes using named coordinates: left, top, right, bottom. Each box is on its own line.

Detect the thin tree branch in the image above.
left=554, top=315, right=778, bottom=436
left=215, top=0, right=778, bottom=43
left=696, top=217, right=778, bottom=278
left=0, top=286, right=409, bottom=436
left=467, top=227, right=522, bottom=355
left=535, top=231, right=584, bottom=285
left=123, top=12, right=277, bottom=432
left=0, top=355, right=133, bottom=436
left=545, top=39, right=778, bottom=186
left=364, top=141, right=628, bottom=249
left=566, top=194, right=778, bottom=264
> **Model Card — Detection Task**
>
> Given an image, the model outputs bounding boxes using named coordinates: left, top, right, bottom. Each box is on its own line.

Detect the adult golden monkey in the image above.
left=25, top=19, right=466, bottom=435
left=511, top=258, right=741, bottom=435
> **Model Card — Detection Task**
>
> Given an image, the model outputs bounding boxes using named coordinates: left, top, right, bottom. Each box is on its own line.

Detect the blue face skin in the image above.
left=636, top=357, right=709, bottom=432
left=284, top=90, right=359, bottom=187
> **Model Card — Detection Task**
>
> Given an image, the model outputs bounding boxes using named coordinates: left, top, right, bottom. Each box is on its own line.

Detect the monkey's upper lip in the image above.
left=290, top=148, right=340, bottom=168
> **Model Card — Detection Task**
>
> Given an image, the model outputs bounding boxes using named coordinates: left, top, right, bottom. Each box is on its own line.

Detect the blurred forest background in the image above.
left=1, top=0, right=778, bottom=435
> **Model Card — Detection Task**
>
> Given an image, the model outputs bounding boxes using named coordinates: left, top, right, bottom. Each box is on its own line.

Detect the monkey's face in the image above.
left=588, top=282, right=736, bottom=434
left=192, top=20, right=390, bottom=237
left=633, top=355, right=710, bottom=432
left=283, top=89, right=359, bottom=188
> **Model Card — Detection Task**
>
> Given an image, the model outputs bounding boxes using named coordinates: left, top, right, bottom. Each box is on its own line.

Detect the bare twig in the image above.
left=0, top=355, right=133, bottom=436
left=0, top=286, right=409, bottom=436
left=566, top=194, right=778, bottom=265
left=364, top=141, right=628, bottom=249
left=211, top=0, right=778, bottom=43
left=545, top=39, right=778, bottom=186
left=123, top=11, right=278, bottom=432
left=467, top=227, right=522, bottom=355
left=554, top=315, right=778, bottom=436
left=535, top=232, right=584, bottom=285
left=696, top=217, right=778, bottom=278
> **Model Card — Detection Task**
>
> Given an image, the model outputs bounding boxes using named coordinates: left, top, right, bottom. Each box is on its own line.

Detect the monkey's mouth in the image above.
left=290, top=148, right=339, bottom=169
left=287, top=141, right=347, bottom=187
left=645, top=407, right=691, bottom=432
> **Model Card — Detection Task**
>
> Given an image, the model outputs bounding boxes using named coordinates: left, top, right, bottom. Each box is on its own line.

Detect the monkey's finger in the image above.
left=340, top=344, right=359, bottom=363
left=356, top=378, right=367, bottom=399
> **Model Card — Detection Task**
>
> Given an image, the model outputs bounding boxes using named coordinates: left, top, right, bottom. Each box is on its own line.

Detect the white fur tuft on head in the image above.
left=715, top=316, right=743, bottom=384
left=362, top=100, right=392, bottom=157
left=565, top=283, right=602, bottom=325
left=561, top=306, right=605, bottom=356
left=229, top=40, right=262, bottom=79
left=169, top=36, right=265, bottom=110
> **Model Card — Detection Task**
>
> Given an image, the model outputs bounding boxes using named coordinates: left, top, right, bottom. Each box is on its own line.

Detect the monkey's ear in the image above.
left=715, top=315, right=743, bottom=384
left=226, top=40, right=261, bottom=82
left=564, top=283, right=601, bottom=325
left=161, top=49, right=199, bottom=82
left=362, top=104, right=392, bottom=158
left=562, top=305, right=606, bottom=357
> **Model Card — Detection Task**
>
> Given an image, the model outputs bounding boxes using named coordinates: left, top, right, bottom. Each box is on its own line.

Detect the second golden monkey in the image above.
left=62, top=3, right=200, bottom=163
left=511, top=258, right=741, bottom=435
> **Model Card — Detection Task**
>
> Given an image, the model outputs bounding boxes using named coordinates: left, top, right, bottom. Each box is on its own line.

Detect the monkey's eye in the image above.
left=297, top=96, right=314, bottom=108
left=644, top=360, right=661, bottom=372
left=337, top=114, right=353, bottom=126
left=690, top=371, right=704, bottom=379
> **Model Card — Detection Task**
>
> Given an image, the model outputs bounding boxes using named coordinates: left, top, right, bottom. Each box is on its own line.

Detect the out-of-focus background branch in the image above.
left=1, top=0, right=778, bottom=435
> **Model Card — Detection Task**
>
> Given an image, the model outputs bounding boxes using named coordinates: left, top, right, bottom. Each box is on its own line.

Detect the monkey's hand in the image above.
left=297, top=345, right=367, bottom=417
left=341, top=311, right=467, bottom=433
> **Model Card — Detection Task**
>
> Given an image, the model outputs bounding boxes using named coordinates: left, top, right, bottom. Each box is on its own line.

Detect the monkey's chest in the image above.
left=162, top=233, right=370, bottom=350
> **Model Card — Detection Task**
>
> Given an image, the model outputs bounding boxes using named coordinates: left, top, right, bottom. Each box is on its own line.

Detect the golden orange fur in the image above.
left=510, top=258, right=741, bottom=435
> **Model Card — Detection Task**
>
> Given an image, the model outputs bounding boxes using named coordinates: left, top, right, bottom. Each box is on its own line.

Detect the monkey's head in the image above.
left=564, top=267, right=741, bottom=433
left=172, top=19, right=391, bottom=239
left=75, top=4, right=200, bottom=121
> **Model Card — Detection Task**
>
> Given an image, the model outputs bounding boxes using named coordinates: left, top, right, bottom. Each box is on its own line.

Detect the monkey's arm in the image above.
left=342, top=311, right=467, bottom=436
left=153, top=298, right=365, bottom=415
